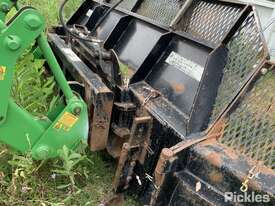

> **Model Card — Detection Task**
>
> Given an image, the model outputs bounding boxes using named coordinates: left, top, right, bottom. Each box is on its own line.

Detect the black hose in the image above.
left=59, top=0, right=124, bottom=42
left=90, top=0, right=124, bottom=33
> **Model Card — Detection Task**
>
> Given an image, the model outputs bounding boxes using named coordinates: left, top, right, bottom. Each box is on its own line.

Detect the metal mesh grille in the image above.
left=220, top=71, right=275, bottom=170
left=210, top=11, right=266, bottom=122
left=176, top=0, right=242, bottom=45
left=136, top=0, right=185, bottom=25
left=106, top=0, right=138, bottom=10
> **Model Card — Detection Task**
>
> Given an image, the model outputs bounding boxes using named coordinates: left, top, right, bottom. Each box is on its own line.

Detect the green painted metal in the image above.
left=0, top=8, right=45, bottom=123
left=0, top=7, right=89, bottom=159
left=37, top=34, right=74, bottom=101
left=0, top=0, right=17, bottom=22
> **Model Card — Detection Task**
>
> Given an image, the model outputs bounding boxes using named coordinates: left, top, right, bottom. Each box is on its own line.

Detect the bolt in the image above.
left=73, top=107, right=82, bottom=116
left=24, top=14, right=42, bottom=30
left=71, top=101, right=83, bottom=116
left=261, top=68, right=268, bottom=75
left=0, top=2, right=9, bottom=12
left=34, top=145, right=50, bottom=160
left=5, top=35, right=21, bottom=51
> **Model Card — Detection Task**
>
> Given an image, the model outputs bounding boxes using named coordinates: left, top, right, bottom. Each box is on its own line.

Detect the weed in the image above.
left=52, top=145, right=90, bottom=190
left=12, top=51, right=58, bottom=116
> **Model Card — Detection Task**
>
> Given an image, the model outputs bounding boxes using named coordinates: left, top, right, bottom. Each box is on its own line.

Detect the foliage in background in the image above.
left=20, top=0, right=82, bottom=26
left=12, top=51, right=58, bottom=116
left=1, top=0, right=140, bottom=205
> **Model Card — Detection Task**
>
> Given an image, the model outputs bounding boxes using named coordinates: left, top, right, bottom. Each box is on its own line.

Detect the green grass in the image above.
left=0, top=1, right=140, bottom=205
left=20, top=0, right=82, bottom=26
left=0, top=144, right=139, bottom=206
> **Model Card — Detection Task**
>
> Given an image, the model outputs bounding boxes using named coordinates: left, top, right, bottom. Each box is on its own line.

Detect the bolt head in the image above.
left=71, top=102, right=84, bottom=116
left=34, top=145, right=50, bottom=159
left=73, top=107, right=82, bottom=115
left=5, top=35, right=21, bottom=51
left=24, top=14, right=42, bottom=30
left=0, top=2, right=9, bottom=12
left=261, top=68, right=268, bottom=75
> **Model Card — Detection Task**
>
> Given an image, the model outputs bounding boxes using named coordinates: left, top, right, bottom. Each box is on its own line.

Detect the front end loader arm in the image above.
left=0, top=7, right=89, bottom=159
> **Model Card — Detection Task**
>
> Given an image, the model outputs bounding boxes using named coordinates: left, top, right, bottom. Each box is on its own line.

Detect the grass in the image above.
left=20, top=0, right=82, bottom=26
left=0, top=144, right=139, bottom=206
left=0, top=1, right=139, bottom=205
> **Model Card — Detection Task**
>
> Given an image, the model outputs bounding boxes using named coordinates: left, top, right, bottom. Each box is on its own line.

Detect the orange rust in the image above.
left=258, top=165, right=275, bottom=176
left=138, top=117, right=153, bottom=164
left=219, top=144, right=239, bottom=160
left=150, top=148, right=174, bottom=206
left=207, top=118, right=226, bottom=140
left=89, top=93, right=113, bottom=151
left=171, top=136, right=207, bottom=154
left=171, top=82, right=185, bottom=93
left=205, top=152, right=222, bottom=168
left=209, top=170, right=223, bottom=184
left=113, top=143, right=130, bottom=190
left=198, top=138, right=217, bottom=146
left=126, top=67, right=135, bottom=78
left=154, top=148, right=174, bottom=187
left=162, top=148, right=174, bottom=159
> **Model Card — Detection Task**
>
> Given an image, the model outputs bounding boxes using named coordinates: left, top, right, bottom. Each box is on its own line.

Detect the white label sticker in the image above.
left=86, top=9, right=93, bottom=17
left=62, top=48, right=81, bottom=63
left=165, top=51, right=204, bottom=82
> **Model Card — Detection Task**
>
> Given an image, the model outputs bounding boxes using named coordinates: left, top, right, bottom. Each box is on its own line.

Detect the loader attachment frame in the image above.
left=0, top=7, right=88, bottom=159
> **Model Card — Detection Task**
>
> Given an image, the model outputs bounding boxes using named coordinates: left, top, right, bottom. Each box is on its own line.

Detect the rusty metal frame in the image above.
left=113, top=110, right=153, bottom=191
left=148, top=61, right=275, bottom=205
left=48, top=33, right=114, bottom=151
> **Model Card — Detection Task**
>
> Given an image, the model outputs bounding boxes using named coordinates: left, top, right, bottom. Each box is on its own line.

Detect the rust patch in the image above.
left=206, top=118, right=226, bottom=139
left=209, top=170, right=223, bottom=184
left=171, top=82, right=185, bottom=93
left=205, top=152, right=222, bottom=167
left=258, top=165, right=275, bottom=176
left=198, top=138, right=217, bottom=146
left=113, top=143, right=130, bottom=190
left=220, top=144, right=239, bottom=160
left=198, top=141, right=238, bottom=162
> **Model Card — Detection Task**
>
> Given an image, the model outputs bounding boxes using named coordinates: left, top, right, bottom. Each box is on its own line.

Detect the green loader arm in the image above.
left=0, top=7, right=89, bottom=160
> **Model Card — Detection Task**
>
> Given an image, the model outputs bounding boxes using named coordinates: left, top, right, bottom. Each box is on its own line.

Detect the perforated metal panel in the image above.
left=106, top=0, right=138, bottom=10
left=176, top=0, right=242, bottom=46
left=210, top=11, right=266, bottom=122
left=220, top=71, right=275, bottom=170
left=136, top=0, right=185, bottom=25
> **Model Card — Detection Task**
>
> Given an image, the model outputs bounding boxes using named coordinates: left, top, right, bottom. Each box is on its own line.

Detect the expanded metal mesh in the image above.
left=106, top=0, right=138, bottom=10
left=176, top=0, right=242, bottom=46
left=136, top=0, right=185, bottom=25
left=210, top=11, right=266, bottom=122
left=220, top=71, right=275, bottom=170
